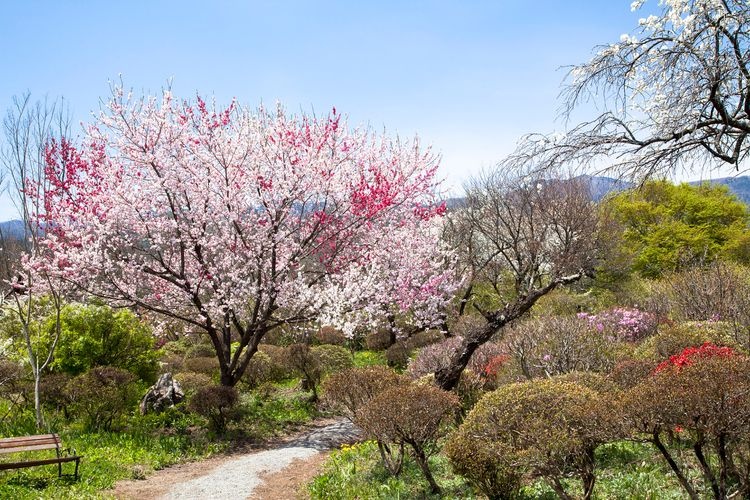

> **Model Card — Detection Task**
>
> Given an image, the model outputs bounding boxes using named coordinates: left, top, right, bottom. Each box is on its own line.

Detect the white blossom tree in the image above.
left=508, top=0, right=750, bottom=179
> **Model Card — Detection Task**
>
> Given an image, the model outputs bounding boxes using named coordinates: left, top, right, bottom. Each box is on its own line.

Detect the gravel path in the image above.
left=159, top=419, right=359, bottom=500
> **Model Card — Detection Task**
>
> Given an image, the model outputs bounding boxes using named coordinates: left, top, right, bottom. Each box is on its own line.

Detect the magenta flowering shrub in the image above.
left=578, top=307, right=657, bottom=342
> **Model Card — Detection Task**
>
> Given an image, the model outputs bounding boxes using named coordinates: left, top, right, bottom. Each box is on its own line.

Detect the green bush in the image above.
left=65, top=366, right=141, bottom=431
left=182, top=356, right=220, bottom=376
left=174, top=371, right=212, bottom=398
left=446, top=378, right=616, bottom=500
left=311, top=344, right=354, bottom=376
left=51, top=303, right=159, bottom=383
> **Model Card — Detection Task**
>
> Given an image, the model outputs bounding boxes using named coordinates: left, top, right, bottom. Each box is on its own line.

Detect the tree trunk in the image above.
left=33, top=373, right=43, bottom=430
left=435, top=273, right=585, bottom=391
left=410, top=444, right=441, bottom=495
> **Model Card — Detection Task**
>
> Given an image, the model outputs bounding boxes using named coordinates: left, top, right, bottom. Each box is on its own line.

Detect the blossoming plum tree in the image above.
left=33, top=87, right=458, bottom=386
left=507, top=0, right=750, bottom=179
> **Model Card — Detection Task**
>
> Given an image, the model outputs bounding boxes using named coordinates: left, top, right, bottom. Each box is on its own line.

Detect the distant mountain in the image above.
left=576, top=175, right=632, bottom=201
left=688, top=176, right=750, bottom=205
left=0, top=220, right=26, bottom=240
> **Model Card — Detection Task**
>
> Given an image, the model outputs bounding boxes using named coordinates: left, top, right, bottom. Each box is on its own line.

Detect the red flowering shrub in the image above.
left=653, top=342, right=737, bottom=373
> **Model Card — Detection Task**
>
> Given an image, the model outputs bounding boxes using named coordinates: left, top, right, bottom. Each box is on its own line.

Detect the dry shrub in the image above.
left=365, top=329, right=392, bottom=351
left=315, top=326, right=348, bottom=346
left=356, top=384, right=459, bottom=494
left=183, top=356, right=220, bottom=376
left=257, top=344, right=294, bottom=381
left=385, top=342, right=411, bottom=369
left=188, top=385, right=239, bottom=434
left=623, top=352, right=750, bottom=498
left=405, top=330, right=444, bottom=350
left=65, top=366, right=140, bottom=431
left=40, top=372, right=73, bottom=417
left=243, top=351, right=274, bottom=388
left=322, top=365, right=408, bottom=419
left=502, top=315, right=616, bottom=379
left=609, top=359, right=654, bottom=389
left=287, top=343, right=322, bottom=398
left=406, top=336, right=463, bottom=379
left=446, top=378, right=616, bottom=500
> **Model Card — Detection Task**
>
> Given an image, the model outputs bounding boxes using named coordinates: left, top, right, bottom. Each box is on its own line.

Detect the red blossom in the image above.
left=654, top=342, right=737, bottom=373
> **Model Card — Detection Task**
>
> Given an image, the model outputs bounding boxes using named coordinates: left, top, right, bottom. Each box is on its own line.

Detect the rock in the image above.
left=140, top=372, right=184, bottom=414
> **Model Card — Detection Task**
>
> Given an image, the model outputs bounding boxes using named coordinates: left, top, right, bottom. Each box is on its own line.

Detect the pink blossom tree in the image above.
left=35, top=87, right=458, bottom=386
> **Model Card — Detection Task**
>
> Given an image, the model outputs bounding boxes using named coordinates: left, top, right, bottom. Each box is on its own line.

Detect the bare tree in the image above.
left=435, top=171, right=601, bottom=390
left=507, top=0, right=750, bottom=180
left=0, top=93, right=71, bottom=428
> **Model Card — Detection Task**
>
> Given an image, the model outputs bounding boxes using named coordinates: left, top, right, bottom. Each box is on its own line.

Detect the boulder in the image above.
left=140, top=372, right=184, bottom=414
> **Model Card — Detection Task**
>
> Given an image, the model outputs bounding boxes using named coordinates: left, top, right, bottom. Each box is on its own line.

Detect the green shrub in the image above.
left=174, top=371, right=212, bottom=398
left=65, top=366, right=140, bottom=431
left=312, top=344, right=354, bottom=376
left=188, top=385, right=239, bottom=435
left=51, top=303, right=160, bottom=383
left=446, top=378, right=616, bottom=500
left=185, top=343, right=215, bottom=358
left=635, top=321, right=740, bottom=360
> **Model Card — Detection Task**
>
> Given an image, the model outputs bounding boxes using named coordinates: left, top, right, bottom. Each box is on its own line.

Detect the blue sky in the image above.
left=1, top=1, right=659, bottom=220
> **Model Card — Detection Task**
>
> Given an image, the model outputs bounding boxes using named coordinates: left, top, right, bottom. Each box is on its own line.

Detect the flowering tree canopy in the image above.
left=507, top=0, right=750, bottom=179
left=32, top=88, right=458, bottom=386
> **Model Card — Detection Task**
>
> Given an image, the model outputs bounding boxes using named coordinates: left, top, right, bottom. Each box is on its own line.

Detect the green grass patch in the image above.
left=309, top=440, right=475, bottom=499
left=353, top=350, right=387, bottom=367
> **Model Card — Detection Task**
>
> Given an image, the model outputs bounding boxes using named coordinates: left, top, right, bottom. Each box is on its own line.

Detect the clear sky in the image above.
left=1, top=0, right=665, bottom=221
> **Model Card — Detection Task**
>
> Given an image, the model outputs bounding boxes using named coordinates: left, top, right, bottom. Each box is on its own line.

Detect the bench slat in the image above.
left=0, top=434, right=59, bottom=447
left=0, top=455, right=80, bottom=470
left=0, top=443, right=60, bottom=453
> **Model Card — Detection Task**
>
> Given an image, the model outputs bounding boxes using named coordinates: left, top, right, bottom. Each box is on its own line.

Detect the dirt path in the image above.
left=110, top=418, right=360, bottom=500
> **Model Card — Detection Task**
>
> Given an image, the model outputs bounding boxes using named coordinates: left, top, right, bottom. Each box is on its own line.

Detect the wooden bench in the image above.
left=0, top=434, right=81, bottom=479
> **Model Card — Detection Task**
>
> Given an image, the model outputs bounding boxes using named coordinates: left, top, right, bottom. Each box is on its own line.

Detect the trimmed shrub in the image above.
left=635, top=321, right=740, bottom=360
left=257, top=344, right=294, bottom=381
left=577, top=307, right=657, bottom=342
left=185, top=343, right=215, bottom=359
left=623, top=348, right=750, bottom=498
left=446, top=378, right=616, bottom=500
left=365, top=329, right=392, bottom=351
left=65, top=366, right=140, bottom=431
left=243, top=351, right=275, bottom=388
left=356, top=384, right=459, bottom=494
left=405, top=330, right=444, bottom=350
left=188, top=385, right=239, bottom=435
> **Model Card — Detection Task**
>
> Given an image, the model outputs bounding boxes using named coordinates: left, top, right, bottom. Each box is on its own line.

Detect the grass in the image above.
left=0, top=378, right=320, bottom=499
left=309, top=439, right=698, bottom=499
left=353, top=350, right=387, bottom=367
left=0, top=412, right=223, bottom=500
left=309, top=440, right=476, bottom=499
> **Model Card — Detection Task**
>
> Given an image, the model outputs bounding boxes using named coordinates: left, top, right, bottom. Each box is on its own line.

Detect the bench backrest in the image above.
left=0, top=434, right=61, bottom=454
